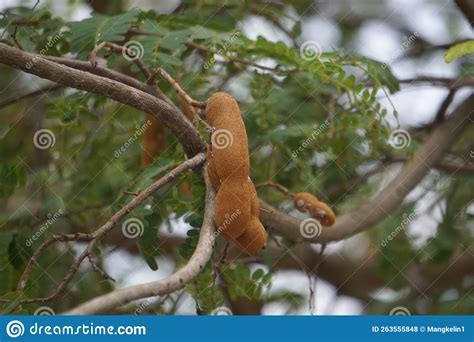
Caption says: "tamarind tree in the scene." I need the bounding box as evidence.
[0,0,473,315]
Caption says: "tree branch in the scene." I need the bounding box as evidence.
[0,43,207,158]
[258,242,474,301]
[260,94,474,244]
[64,171,216,315]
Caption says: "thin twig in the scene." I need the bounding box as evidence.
[88,254,116,282]
[434,88,457,123]
[17,233,93,292]
[0,84,65,110]
[149,68,212,131]
[256,181,294,198]
[89,41,151,79]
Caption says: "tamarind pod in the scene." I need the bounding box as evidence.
[293,192,317,212]
[308,201,336,226]
[235,180,267,255]
[207,151,221,190]
[142,113,167,167]
[293,192,336,227]
[234,220,266,255]
[215,177,251,239]
[205,92,249,179]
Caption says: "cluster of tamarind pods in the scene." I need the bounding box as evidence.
[204,92,336,255]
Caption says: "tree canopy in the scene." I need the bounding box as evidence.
[0,0,473,315]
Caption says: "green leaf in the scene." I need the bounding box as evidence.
[70,8,140,58]
[290,21,301,38]
[136,218,161,271]
[444,40,474,63]
[366,59,400,93]
[0,164,27,197]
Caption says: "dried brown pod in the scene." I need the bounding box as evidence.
[206,92,266,255]
[293,192,336,227]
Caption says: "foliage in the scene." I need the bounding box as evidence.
[444,40,474,63]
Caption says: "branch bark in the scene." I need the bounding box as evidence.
[260,94,474,244]
[65,172,216,315]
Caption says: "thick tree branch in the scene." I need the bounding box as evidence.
[0,43,207,158]
[260,94,474,244]
[45,56,165,100]
[260,242,474,301]
[65,173,216,315]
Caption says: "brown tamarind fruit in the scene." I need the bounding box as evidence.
[214,176,251,239]
[235,180,267,255]
[142,91,194,195]
[142,113,167,167]
[293,192,336,227]
[206,92,266,255]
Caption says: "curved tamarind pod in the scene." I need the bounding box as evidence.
[235,180,267,255]
[206,91,266,254]
[293,192,336,227]
[215,177,251,239]
[142,113,167,167]
[206,92,249,179]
